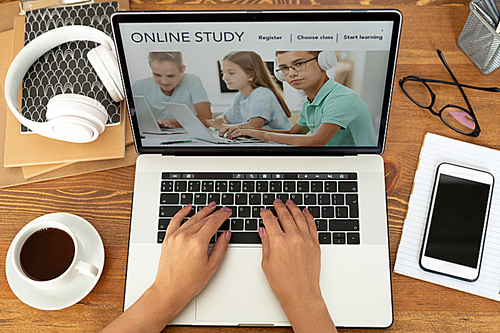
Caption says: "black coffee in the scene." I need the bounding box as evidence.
[20,228,75,281]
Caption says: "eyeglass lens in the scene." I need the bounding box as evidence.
[403,78,477,135]
[441,107,476,134]
[402,78,433,108]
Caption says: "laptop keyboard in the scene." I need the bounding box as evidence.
[157,173,360,245]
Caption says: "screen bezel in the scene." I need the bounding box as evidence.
[419,162,494,282]
[111,10,402,156]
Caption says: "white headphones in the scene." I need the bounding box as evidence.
[274,51,337,82]
[4,25,124,143]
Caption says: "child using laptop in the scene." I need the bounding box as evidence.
[226,50,377,146]
[101,200,337,333]
[207,51,293,135]
[132,52,212,128]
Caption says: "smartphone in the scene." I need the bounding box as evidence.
[419,162,494,282]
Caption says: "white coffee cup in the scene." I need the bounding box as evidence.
[10,219,99,290]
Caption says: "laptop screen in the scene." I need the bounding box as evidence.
[112,10,401,156]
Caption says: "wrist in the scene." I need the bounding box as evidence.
[146,283,190,320]
[279,293,336,333]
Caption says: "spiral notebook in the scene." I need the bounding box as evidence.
[394,132,500,301]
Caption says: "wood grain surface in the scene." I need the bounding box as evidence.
[2,0,500,331]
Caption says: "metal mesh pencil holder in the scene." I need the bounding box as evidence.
[457,0,500,74]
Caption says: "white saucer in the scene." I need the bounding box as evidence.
[6,213,105,310]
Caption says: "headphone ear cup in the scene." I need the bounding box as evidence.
[274,58,284,82]
[88,45,124,102]
[317,51,337,71]
[46,94,108,143]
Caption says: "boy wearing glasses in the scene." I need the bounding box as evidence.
[227,50,376,146]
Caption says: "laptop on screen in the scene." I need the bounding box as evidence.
[134,96,186,135]
[112,9,401,328]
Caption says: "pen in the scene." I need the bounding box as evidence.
[473,2,497,28]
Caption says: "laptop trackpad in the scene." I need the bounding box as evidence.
[196,247,288,324]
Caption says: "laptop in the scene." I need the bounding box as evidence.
[134,96,186,135]
[112,9,401,328]
[162,101,261,144]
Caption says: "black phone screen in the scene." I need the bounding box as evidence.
[424,174,491,268]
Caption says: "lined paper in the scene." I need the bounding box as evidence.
[394,133,500,301]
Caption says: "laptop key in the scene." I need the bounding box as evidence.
[277,193,288,202]
[297,181,309,192]
[252,206,264,218]
[338,181,358,192]
[194,193,207,205]
[222,193,234,205]
[238,206,251,218]
[270,181,282,192]
[318,232,332,244]
[256,181,268,192]
[249,193,261,205]
[322,207,335,218]
[245,219,258,231]
[202,181,214,192]
[289,193,303,205]
[346,194,359,218]
[208,193,221,205]
[332,194,345,205]
[226,206,237,217]
[188,181,201,192]
[158,231,166,243]
[243,181,255,192]
[283,181,295,192]
[347,233,360,244]
[160,193,179,204]
[235,193,248,205]
[311,181,323,192]
[336,206,349,218]
[329,219,359,231]
[218,219,230,231]
[159,219,170,230]
[231,219,244,231]
[161,180,174,192]
[315,219,327,231]
[304,194,316,205]
[180,193,193,205]
[175,181,187,192]
[229,181,241,192]
[160,205,182,218]
[215,181,227,192]
[318,194,331,205]
[308,206,320,218]
[263,194,275,205]
[222,232,261,244]
[333,233,346,244]
[325,181,337,192]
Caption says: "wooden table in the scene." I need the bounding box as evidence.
[2,0,500,331]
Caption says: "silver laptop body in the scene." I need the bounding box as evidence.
[162,102,260,144]
[112,9,401,328]
[134,96,186,135]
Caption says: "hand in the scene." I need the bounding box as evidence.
[150,203,232,311]
[259,199,337,333]
[219,125,244,138]
[100,203,232,333]
[157,119,180,128]
[227,128,265,140]
[206,117,227,130]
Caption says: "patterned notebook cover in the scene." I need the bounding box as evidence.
[21,1,121,133]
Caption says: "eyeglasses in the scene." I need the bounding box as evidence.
[275,57,318,76]
[399,49,500,137]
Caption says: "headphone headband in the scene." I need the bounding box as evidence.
[4,25,115,137]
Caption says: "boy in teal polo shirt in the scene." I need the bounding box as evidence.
[227,51,376,146]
